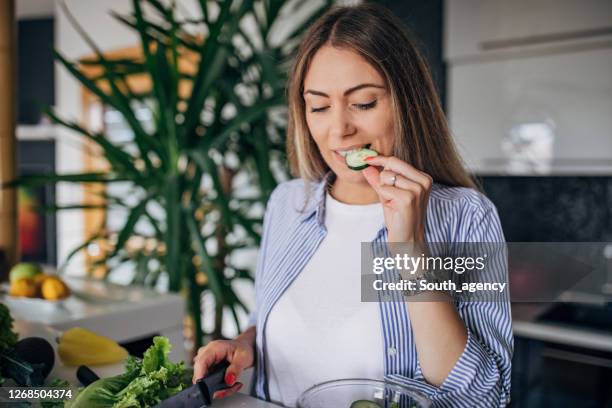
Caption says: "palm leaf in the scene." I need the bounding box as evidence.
[283,0,333,44]
[186,214,224,301]
[203,94,283,150]
[44,107,141,179]
[108,198,150,259]
[54,51,163,171]
[59,231,106,273]
[163,174,182,291]
[187,151,233,229]
[133,0,177,155]
[182,0,255,140]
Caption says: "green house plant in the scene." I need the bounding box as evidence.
[13,0,331,348]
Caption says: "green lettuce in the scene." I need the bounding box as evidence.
[0,302,18,385]
[69,337,189,408]
[0,303,28,387]
[41,379,72,408]
[68,364,140,408]
[0,303,18,352]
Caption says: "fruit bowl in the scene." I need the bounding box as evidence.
[4,269,72,305]
[3,292,70,310]
[297,378,432,408]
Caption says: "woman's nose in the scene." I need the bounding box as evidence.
[328,106,355,139]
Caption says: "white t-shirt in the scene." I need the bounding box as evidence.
[265,192,385,407]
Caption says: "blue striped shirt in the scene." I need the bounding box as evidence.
[248,175,513,407]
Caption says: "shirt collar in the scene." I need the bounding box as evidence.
[299,171,444,230]
[299,171,335,225]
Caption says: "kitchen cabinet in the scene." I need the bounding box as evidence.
[445,0,612,63]
[512,303,612,407]
[448,46,612,174]
[512,336,612,407]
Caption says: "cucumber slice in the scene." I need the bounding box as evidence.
[345,147,379,171]
[349,400,382,408]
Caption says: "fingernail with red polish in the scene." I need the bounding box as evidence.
[364,156,373,161]
[225,373,236,386]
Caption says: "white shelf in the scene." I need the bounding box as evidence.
[16,124,58,140]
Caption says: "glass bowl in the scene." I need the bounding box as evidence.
[296,378,432,408]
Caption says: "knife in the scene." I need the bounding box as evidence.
[77,360,231,408]
[153,360,231,408]
[76,365,101,386]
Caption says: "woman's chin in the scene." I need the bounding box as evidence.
[333,166,367,183]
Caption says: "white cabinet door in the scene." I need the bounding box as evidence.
[448,47,612,174]
[445,0,612,62]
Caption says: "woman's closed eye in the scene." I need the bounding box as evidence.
[354,99,377,110]
[310,105,329,113]
[309,99,378,113]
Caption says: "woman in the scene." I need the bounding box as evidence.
[193,4,512,407]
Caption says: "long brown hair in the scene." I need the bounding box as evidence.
[286,3,476,189]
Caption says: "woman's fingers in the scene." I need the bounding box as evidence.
[363,167,409,202]
[363,155,432,243]
[213,382,244,399]
[363,163,430,209]
[193,341,231,382]
[379,169,427,196]
[193,338,255,390]
[379,169,410,190]
[362,167,395,202]
[365,156,432,189]
[363,166,393,201]
[224,344,253,386]
[362,165,381,190]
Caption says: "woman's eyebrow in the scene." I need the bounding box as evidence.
[303,83,385,98]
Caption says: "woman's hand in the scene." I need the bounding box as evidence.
[192,329,255,399]
[361,155,433,243]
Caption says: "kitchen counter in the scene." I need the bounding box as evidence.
[3,277,184,361]
[512,302,612,352]
[214,393,281,407]
[4,277,281,406]
[12,319,280,407]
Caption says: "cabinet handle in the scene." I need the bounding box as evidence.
[541,347,612,369]
[480,26,612,50]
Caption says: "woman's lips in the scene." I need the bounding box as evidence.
[333,144,370,157]
[331,144,377,166]
[333,150,347,165]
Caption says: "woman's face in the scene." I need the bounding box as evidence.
[303,45,395,183]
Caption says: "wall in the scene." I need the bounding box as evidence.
[480,176,612,242]
[16,0,54,19]
[55,0,136,275]
[445,0,612,174]
[374,0,446,110]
